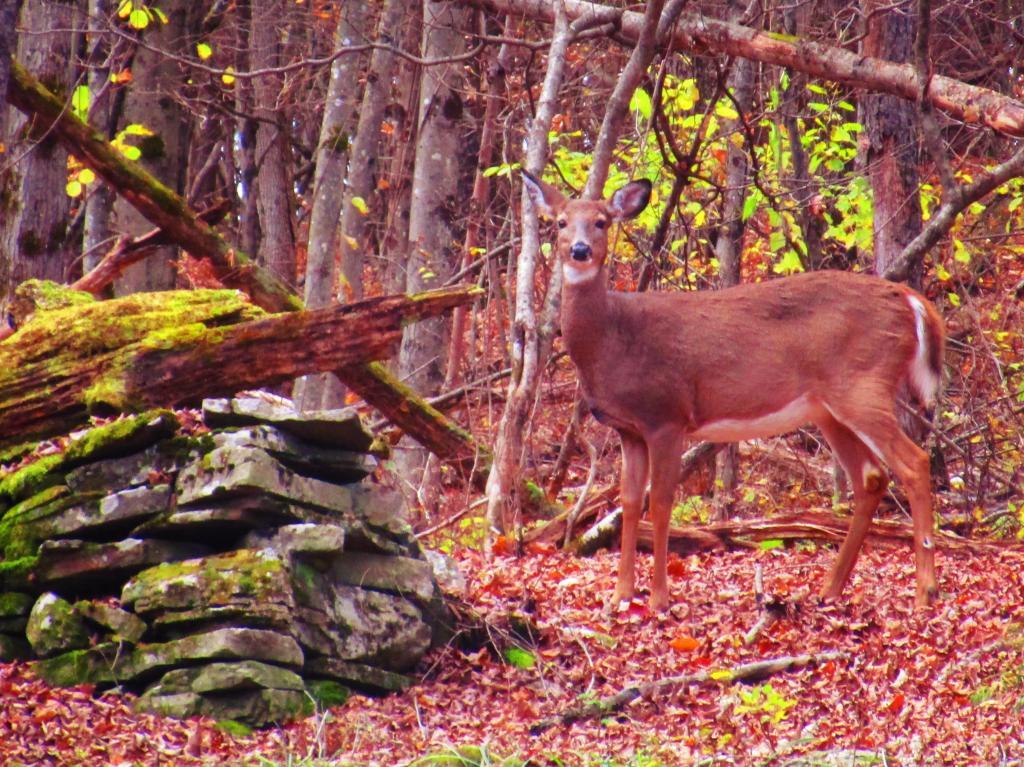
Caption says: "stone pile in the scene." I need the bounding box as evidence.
[0,395,453,726]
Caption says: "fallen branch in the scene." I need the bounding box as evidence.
[638,510,1006,556]
[71,201,231,296]
[530,651,846,734]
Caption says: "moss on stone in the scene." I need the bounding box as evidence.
[0,555,39,590]
[0,591,33,617]
[64,410,180,467]
[306,679,350,709]
[0,454,66,506]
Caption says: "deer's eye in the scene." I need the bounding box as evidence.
[595,219,607,230]
[557,219,567,229]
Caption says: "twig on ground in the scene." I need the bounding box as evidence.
[530,651,846,734]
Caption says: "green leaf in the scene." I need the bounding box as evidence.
[128,8,149,29]
[630,87,653,120]
[741,192,759,222]
[122,123,154,137]
[351,196,369,215]
[503,646,536,669]
[196,42,213,60]
[71,85,91,121]
[948,292,961,307]
[773,249,804,274]
[121,145,142,161]
[759,539,785,551]
[715,102,739,120]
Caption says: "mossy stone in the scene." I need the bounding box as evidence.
[26,592,90,658]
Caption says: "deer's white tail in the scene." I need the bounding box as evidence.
[906,293,943,409]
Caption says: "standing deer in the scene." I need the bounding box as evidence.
[522,170,945,611]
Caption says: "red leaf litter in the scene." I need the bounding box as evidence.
[3,544,1024,766]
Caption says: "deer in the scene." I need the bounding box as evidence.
[521,169,945,612]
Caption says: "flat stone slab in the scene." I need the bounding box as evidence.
[203,396,374,452]
[331,552,438,603]
[33,538,210,593]
[149,660,305,695]
[1,485,171,559]
[34,627,305,687]
[242,523,345,561]
[121,548,292,618]
[75,600,147,644]
[176,446,354,514]
[133,495,322,541]
[212,425,375,483]
[64,410,181,467]
[135,687,308,727]
[305,657,412,693]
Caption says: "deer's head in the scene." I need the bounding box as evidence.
[522,171,652,285]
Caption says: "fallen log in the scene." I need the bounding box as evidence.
[531,651,846,734]
[0,283,479,448]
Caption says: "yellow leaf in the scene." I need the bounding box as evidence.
[351,196,369,215]
[196,42,213,60]
[344,235,359,250]
[78,168,96,184]
[221,66,236,86]
[66,180,83,198]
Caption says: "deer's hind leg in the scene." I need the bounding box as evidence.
[824,400,938,606]
[817,414,889,600]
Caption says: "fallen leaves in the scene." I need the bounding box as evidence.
[3,544,1024,765]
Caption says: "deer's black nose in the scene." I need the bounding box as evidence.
[570,242,591,262]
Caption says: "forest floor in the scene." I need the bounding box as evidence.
[4,539,1024,766]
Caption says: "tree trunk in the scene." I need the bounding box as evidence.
[250,0,297,287]
[862,0,923,288]
[0,283,478,449]
[395,0,470,492]
[82,0,117,278]
[713,12,756,520]
[295,2,372,411]
[113,0,195,295]
[0,0,74,315]
[339,0,410,303]
[780,3,824,271]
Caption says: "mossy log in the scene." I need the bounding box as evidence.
[5,60,487,471]
[0,284,479,449]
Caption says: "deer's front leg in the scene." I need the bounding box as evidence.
[646,428,685,612]
[614,434,648,609]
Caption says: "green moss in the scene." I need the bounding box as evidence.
[33,645,118,687]
[0,454,66,506]
[215,719,253,738]
[306,679,350,709]
[12,279,95,314]
[0,442,37,467]
[64,410,180,466]
[3,484,69,520]
[83,372,136,414]
[140,322,226,351]
[0,592,33,617]
[0,555,40,590]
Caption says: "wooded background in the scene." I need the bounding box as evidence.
[1,0,1022,541]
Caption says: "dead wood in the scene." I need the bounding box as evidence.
[0,285,478,448]
[530,651,846,734]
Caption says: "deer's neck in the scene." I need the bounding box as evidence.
[560,266,610,375]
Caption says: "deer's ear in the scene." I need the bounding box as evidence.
[522,170,565,218]
[608,179,652,220]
